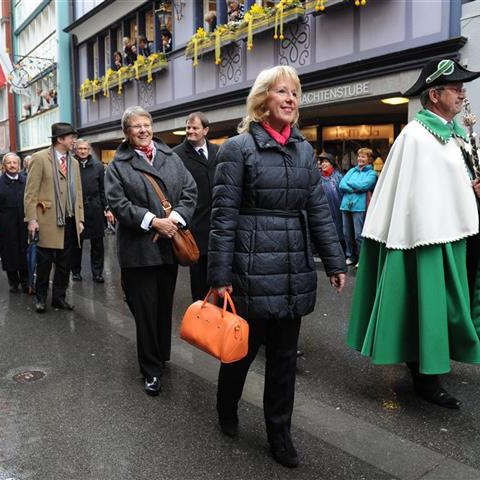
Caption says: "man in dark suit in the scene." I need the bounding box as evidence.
[71,139,111,283]
[173,112,218,300]
[0,153,29,293]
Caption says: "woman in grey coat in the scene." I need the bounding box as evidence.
[105,106,197,396]
[208,66,346,468]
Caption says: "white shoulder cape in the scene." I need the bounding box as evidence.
[362,120,478,249]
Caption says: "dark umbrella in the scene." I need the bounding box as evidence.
[27,232,38,294]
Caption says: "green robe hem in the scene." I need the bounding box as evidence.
[347,238,480,374]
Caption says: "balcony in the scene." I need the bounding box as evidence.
[18,107,58,152]
[79,53,168,101]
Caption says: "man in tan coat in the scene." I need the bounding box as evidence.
[24,122,84,312]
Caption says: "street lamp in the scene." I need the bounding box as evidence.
[155,1,185,27]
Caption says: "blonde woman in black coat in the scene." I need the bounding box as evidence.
[208,66,346,468]
[105,106,197,396]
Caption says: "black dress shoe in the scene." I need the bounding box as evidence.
[35,299,46,313]
[144,377,161,396]
[72,273,82,281]
[416,387,462,409]
[52,299,74,310]
[270,438,299,468]
[296,350,304,358]
[9,285,19,293]
[219,419,239,438]
[93,275,104,283]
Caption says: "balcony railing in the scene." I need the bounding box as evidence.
[18,107,58,152]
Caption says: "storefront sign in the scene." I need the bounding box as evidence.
[302,82,371,106]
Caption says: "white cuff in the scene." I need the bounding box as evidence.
[141,211,156,231]
[169,210,186,227]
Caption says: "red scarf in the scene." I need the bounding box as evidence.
[321,165,334,177]
[135,142,155,161]
[262,122,291,146]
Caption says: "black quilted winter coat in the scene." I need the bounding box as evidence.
[208,123,346,321]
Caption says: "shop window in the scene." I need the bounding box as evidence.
[322,124,393,173]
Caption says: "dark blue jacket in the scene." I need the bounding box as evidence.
[208,123,345,321]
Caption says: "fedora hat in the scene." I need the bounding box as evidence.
[50,122,78,138]
[403,58,480,97]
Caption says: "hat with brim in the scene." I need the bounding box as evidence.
[50,122,78,138]
[318,152,337,167]
[403,58,480,97]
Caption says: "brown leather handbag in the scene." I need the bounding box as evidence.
[142,172,200,266]
[180,290,249,363]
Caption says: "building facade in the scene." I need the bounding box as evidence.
[68,0,480,168]
[11,0,73,155]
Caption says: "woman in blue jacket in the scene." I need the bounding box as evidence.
[339,148,377,266]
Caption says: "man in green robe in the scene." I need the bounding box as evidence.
[347,58,480,409]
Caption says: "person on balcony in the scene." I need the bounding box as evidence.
[112,51,123,71]
[137,35,151,57]
[227,1,244,22]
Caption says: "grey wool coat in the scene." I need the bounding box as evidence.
[208,123,346,321]
[105,139,197,268]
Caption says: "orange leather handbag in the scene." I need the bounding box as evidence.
[180,290,249,363]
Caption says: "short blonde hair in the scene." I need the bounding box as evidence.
[238,65,302,134]
[357,147,373,162]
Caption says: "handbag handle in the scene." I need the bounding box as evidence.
[202,289,237,316]
[142,172,172,215]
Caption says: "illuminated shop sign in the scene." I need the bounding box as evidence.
[302,82,371,105]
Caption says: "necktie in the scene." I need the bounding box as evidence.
[198,148,207,161]
[60,155,67,176]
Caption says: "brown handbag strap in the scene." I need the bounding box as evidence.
[142,172,172,215]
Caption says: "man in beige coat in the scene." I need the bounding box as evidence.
[24,122,84,312]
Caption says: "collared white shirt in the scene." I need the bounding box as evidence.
[5,173,19,180]
[137,145,186,230]
[54,149,69,166]
[193,142,208,160]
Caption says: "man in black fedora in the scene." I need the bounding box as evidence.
[347,58,480,410]
[24,122,84,312]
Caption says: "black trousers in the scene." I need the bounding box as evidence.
[122,264,178,379]
[217,315,301,444]
[36,217,77,303]
[71,236,104,277]
[6,270,28,288]
[189,254,209,301]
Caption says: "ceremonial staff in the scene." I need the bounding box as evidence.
[463,98,480,179]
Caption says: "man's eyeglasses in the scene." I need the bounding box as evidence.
[127,124,152,130]
[435,86,466,94]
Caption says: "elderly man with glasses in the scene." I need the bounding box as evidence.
[347,58,480,410]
